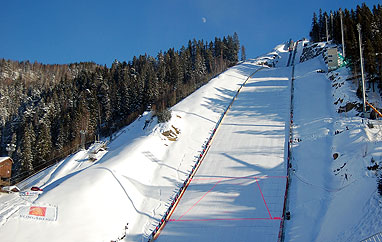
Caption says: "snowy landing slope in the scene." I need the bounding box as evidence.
[0,45,289,242]
[157,65,291,241]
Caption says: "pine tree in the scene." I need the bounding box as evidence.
[310,12,320,42]
[98,81,111,130]
[232,32,240,63]
[332,11,342,44]
[318,9,326,41]
[233,32,240,51]
[19,122,35,176]
[204,42,214,73]
[194,44,207,81]
[35,122,53,169]
[180,45,193,85]
[364,38,377,90]
[54,122,65,152]
[241,45,246,61]
[344,10,358,64]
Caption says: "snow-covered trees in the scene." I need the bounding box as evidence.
[309,12,320,42]
[19,122,35,176]
[0,34,241,182]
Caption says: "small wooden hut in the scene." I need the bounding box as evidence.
[0,157,13,186]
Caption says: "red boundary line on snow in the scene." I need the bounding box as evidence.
[191,175,287,181]
[176,178,223,221]
[171,217,281,222]
[255,177,273,219]
[171,176,286,223]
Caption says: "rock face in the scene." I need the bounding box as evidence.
[299,42,326,63]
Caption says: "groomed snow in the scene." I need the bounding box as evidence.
[157,63,291,242]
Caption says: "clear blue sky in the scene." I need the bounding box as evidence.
[0,0,379,66]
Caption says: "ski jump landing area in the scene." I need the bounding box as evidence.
[157,67,291,241]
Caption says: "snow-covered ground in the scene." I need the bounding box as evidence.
[1,41,382,242]
[157,61,291,242]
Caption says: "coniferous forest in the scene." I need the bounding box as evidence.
[309,4,382,88]
[0,34,240,183]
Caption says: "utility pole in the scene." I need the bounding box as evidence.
[357,23,367,117]
[330,12,334,39]
[339,8,345,58]
[325,15,329,42]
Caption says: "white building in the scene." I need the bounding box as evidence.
[327,47,339,70]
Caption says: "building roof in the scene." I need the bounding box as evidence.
[0,157,12,164]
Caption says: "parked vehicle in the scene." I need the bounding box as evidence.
[31,186,43,192]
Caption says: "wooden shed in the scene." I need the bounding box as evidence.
[0,157,13,186]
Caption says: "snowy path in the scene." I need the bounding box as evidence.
[157,66,291,241]
[285,54,335,241]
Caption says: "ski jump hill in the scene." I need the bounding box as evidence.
[155,49,294,241]
[2,40,382,242]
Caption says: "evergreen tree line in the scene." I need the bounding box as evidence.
[0,33,240,183]
[309,4,382,88]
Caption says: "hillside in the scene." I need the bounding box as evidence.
[0,46,272,241]
[0,34,240,184]
[1,41,382,242]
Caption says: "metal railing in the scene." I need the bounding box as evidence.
[361,231,382,242]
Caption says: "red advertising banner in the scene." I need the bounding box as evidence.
[29,207,47,217]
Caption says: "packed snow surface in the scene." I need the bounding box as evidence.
[157,62,291,242]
